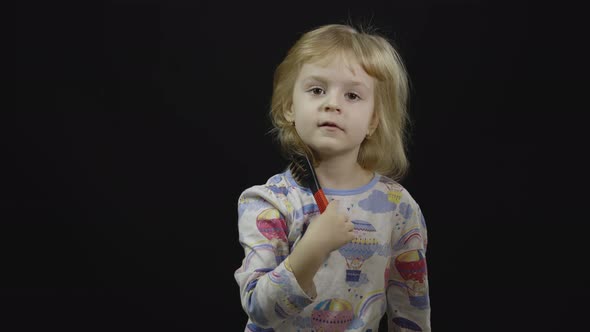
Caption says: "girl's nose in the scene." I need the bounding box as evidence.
[323,93,341,112]
[324,104,341,112]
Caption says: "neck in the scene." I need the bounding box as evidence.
[314,153,374,190]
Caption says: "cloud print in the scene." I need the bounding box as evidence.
[399,202,414,220]
[268,185,289,196]
[358,190,397,213]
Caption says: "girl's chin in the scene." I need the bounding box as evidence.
[308,144,357,158]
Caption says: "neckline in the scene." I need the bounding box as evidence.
[285,168,380,196]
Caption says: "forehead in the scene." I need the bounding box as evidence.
[297,53,374,88]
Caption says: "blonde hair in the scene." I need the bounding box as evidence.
[269,24,413,181]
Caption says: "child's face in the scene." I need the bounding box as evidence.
[287,53,378,160]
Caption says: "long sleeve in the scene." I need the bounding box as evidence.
[386,202,431,332]
[234,185,315,329]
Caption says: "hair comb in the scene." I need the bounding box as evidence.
[289,152,329,213]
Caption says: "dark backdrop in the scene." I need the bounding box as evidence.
[8,1,586,331]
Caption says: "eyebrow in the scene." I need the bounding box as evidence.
[303,76,370,90]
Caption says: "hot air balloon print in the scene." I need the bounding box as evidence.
[338,220,379,282]
[256,208,288,264]
[311,298,354,332]
[394,250,428,309]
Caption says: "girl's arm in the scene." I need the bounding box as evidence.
[386,203,432,332]
[234,186,315,329]
[286,200,353,297]
[234,188,353,329]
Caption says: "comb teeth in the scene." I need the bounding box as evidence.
[288,154,308,186]
[289,153,321,193]
[289,152,329,214]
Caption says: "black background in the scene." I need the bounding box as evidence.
[8,0,587,331]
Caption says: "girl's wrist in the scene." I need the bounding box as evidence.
[299,233,331,259]
[284,254,318,300]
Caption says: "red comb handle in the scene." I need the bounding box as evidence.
[313,189,329,213]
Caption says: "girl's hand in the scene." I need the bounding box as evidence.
[302,200,355,255]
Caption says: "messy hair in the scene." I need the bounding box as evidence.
[269,24,413,181]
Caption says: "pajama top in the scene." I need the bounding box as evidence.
[234,169,431,331]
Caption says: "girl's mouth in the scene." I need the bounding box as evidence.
[319,121,343,130]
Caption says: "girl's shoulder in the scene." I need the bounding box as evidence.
[373,173,420,207]
[375,173,404,190]
[239,170,310,202]
[237,170,313,219]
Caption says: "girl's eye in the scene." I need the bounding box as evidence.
[346,92,361,101]
[309,87,324,95]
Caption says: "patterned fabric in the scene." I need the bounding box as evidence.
[235,169,431,332]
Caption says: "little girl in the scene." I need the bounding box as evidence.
[234,24,431,332]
